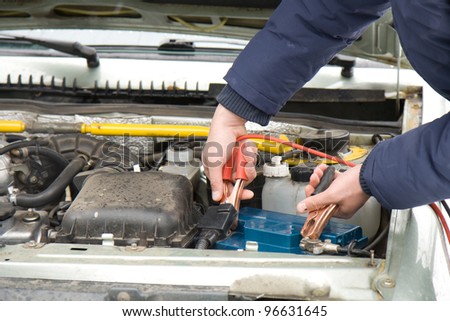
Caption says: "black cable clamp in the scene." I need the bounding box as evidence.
[195,203,238,249]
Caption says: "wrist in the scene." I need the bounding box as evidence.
[211,105,248,140]
[217,85,271,126]
[214,104,247,127]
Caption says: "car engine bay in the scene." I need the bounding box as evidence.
[0,81,449,301]
[0,0,448,302]
[0,111,389,259]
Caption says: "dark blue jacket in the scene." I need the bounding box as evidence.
[217,0,450,209]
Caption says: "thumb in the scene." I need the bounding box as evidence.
[297,191,333,213]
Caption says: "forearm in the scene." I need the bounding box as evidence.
[361,112,450,209]
[220,0,390,125]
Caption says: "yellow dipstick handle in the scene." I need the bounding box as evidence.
[81,123,210,137]
[0,120,26,133]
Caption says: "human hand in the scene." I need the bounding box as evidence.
[202,104,257,202]
[297,164,370,219]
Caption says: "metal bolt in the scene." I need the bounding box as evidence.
[29,176,38,184]
[368,250,376,267]
[380,278,396,288]
[27,240,37,247]
[23,209,40,223]
[131,243,138,249]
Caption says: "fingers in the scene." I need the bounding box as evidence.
[297,190,333,213]
[304,184,315,198]
[208,166,225,202]
[297,164,370,219]
[300,164,339,213]
[202,104,249,202]
[239,140,258,185]
[241,189,255,200]
[305,164,339,197]
[222,182,254,201]
[202,140,225,201]
[305,164,327,195]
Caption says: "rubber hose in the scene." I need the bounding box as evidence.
[15,156,86,208]
[5,134,27,143]
[0,140,49,156]
[24,146,69,169]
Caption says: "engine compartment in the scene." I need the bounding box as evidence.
[2,102,449,301]
[0,113,388,259]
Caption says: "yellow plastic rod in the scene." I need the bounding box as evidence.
[0,120,294,155]
[0,120,26,133]
[81,123,210,137]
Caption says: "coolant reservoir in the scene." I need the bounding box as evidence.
[262,157,310,214]
[262,158,381,241]
[331,197,381,242]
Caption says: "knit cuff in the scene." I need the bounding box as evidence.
[359,159,372,196]
[217,85,271,126]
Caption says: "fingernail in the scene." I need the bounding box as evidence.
[212,191,221,201]
[297,202,307,213]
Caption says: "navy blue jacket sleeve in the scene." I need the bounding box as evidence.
[218,0,450,209]
[390,0,450,102]
[218,0,390,125]
[361,112,450,209]
[359,0,450,209]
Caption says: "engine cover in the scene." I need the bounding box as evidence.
[56,171,199,247]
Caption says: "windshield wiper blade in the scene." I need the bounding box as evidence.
[0,34,100,68]
[158,39,195,52]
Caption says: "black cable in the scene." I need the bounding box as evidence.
[349,248,371,257]
[151,149,168,171]
[0,139,48,156]
[441,200,450,218]
[371,134,384,144]
[338,240,371,257]
[48,201,71,227]
[48,201,71,219]
[280,150,303,161]
[363,208,391,252]
[363,224,389,251]
[371,132,397,144]
[5,134,27,143]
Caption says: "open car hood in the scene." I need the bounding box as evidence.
[1,0,448,304]
[0,0,409,67]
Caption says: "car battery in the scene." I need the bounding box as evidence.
[215,207,368,254]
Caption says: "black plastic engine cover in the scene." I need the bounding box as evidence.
[56,171,198,247]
